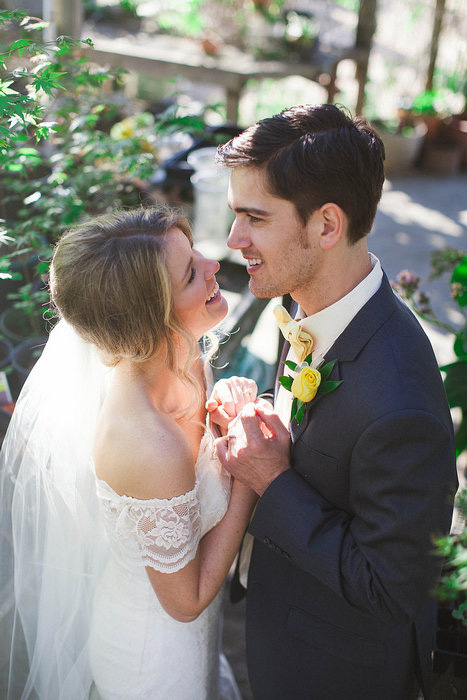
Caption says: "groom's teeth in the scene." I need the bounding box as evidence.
[206,282,219,302]
[249,259,263,266]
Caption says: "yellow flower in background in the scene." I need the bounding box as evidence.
[273,304,314,363]
[291,367,321,402]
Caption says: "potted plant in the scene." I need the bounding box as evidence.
[371,117,427,174]
[407,89,465,174]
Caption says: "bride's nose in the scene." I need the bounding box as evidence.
[204,258,220,279]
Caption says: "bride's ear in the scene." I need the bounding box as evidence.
[317,203,346,251]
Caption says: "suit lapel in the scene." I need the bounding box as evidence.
[274,338,291,403]
[284,273,397,442]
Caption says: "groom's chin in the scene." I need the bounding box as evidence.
[248,279,276,299]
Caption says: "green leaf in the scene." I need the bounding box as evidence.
[455,411,467,457]
[8,39,32,56]
[453,331,467,360]
[291,396,298,419]
[441,360,467,409]
[278,375,293,391]
[296,400,306,424]
[318,379,344,395]
[304,353,313,364]
[284,359,297,371]
[4,162,23,172]
[319,358,337,381]
[451,255,467,307]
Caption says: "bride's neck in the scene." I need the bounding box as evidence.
[116,343,203,417]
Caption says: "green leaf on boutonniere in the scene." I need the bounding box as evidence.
[304,353,313,365]
[318,379,344,395]
[295,400,306,424]
[279,375,293,391]
[319,358,337,381]
[291,396,298,417]
[284,359,298,371]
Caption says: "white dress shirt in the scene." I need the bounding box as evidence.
[275,253,383,427]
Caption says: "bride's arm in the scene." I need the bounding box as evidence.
[146,479,256,622]
[97,413,257,623]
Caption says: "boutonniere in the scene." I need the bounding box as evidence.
[274,304,343,425]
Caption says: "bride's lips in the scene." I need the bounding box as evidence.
[206,280,221,305]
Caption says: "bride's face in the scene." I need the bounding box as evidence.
[164,227,228,339]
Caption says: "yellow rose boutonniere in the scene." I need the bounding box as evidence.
[274,305,343,424]
[291,366,321,402]
[279,356,343,424]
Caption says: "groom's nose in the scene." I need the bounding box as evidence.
[227,217,249,250]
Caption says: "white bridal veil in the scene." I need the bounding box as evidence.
[0,320,111,699]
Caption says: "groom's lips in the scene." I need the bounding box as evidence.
[245,257,264,274]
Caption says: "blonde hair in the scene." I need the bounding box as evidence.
[50,206,203,413]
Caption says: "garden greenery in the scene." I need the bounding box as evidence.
[393,248,467,623]
[0,10,210,338]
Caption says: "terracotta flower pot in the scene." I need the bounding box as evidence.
[373,122,427,174]
[421,142,462,175]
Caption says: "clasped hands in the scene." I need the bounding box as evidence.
[206,377,290,496]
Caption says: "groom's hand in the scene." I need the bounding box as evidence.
[216,403,291,496]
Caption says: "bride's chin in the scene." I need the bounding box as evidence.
[213,297,229,325]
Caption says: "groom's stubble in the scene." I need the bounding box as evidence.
[247,222,320,304]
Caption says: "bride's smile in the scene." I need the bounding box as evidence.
[165,227,228,340]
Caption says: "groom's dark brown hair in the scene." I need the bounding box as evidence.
[216,103,385,245]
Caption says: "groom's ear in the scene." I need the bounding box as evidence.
[316,203,346,251]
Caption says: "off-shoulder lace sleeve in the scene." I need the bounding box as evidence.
[112,488,202,574]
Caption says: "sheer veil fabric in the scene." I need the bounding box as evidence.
[0,320,112,699]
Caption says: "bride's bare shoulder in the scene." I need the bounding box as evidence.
[94,402,195,501]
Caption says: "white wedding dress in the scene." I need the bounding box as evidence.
[88,429,241,700]
[0,321,242,700]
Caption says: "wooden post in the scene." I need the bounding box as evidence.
[355,0,378,115]
[226,87,241,124]
[426,0,446,91]
[43,0,82,41]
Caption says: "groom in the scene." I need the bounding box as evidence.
[212,104,457,699]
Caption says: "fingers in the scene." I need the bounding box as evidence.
[215,435,229,467]
[236,403,268,444]
[208,406,233,430]
[205,396,219,411]
[254,404,287,437]
[206,377,258,422]
[215,434,237,472]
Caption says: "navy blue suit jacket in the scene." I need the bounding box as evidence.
[245,274,457,700]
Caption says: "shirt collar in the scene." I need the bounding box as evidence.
[298,253,383,364]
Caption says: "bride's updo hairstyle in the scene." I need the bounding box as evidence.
[50,206,194,371]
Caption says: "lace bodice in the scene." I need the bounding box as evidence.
[95,430,231,575]
[90,428,240,700]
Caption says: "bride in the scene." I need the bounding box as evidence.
[0,206,259,699]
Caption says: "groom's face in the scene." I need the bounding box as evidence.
[227,167,323,302]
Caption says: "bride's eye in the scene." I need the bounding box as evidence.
[187,267,195,284]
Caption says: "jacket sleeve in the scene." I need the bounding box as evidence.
[248,409,456,624]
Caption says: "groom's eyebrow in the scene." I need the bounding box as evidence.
[232,206,269,216]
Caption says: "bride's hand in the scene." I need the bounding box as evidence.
[206,376,257,431]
